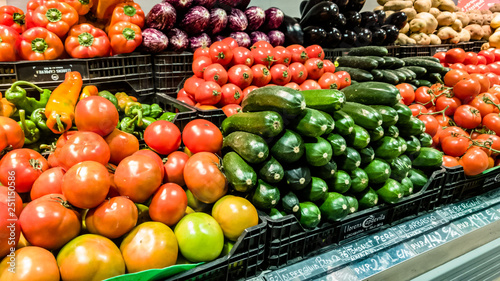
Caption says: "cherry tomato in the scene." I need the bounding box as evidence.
[193,46,210,61]
[284,82,301,90]
[289,62,308,84]
[203,63,228,86]
[231,46,254,67]
[396,83,415,105]
[477,55,487,65]
[273,46,292,65]
[445,48,465,64]
[486,72,500,87]
[335,71,351,89]
[164,151,189,186]
[286,44,308,63]
[466,64,481,74]
[468,93,499,117]
[482,113,500,135]
[30,167,65,201]
[459,147,489,176]
[195,81,222,105]
[270,64,291,86]
[434,52,446,62]
[441,135,471,157]
[0,116,24,149]
[149,183,187,226]
[0,247,60,280]
[86,196,138,239]
[442,155,460,167]
[184,76,205,97]
[0,149,49,193]
[251,64,272,87]
[305,44,325,59]
[479,50,495,64]
[300,80,321,90]
[318,72,340,89]
[409,104,428,116]
[209,41,233,66]
[251,40,272,49]
[228,64,253,89]
[323,59,336,73]
[184,152,227,203]
[221,37,238,49]
[182,119,223,154]
[444,69,469,87]
[192,56,212,78]
[454,105,482,129]
[242,86,258,99]
[144,120,181,155]
[304,58,324,80]
[449,63,467,70]
[435,96,461,116]
[219,83,243,106]
[251,47,274,68]
[222,104,242,117]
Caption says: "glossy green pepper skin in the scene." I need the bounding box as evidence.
[141,104,151,116]
[159,112,176,122]
[120,116,137,134]
[30,108,51,134]
[18,109,40,145]
[98,91,120,111]
[150,104,163,118]
[5,81,51,114]
[137,117,156,130]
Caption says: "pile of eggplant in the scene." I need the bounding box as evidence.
[296,0,400,48]
[142,0,288,53]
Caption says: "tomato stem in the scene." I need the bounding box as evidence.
[483,96,500,112]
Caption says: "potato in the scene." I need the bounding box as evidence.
[438,0,455,12]
[429,8,440,18]
[429,34,442,44]
[414,0,432,13]
[415,12,439,33]
[437,12,456,26]
[481,10,492,15]
[437,26,458,41]
[468,13,483,25]
[456,12,469,26]
[492,14,500,29]
[483,14,493,26]
[395,33,417,45]
[410,32,432,45]
[468,10,481,14]
[465,24,485,40]
[451,19,462,32]
[409,18,426,33]
[401,23,410,33]
[377,0,391,5]
[401,8,417,20]
[491,3,500,13]
[431,0,441,8]
[482,42,491,50]
[384,1,413,11]
[458,29,470,42]
[482,25,493,41]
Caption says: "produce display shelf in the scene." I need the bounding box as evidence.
[153,52,194,97]
[471,40,488,52]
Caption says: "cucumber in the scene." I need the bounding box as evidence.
[376,179,404,204]
[400,58,444,74]
[399,155,412,169]
[242,86,306,117]
[399,116,425,137]
[417,80,432,87]
[364,158,391,184]
[370,105,399,128]
[252,180,280,210]
[367,126,385,142]
[328,170,351,193]
[408,168,428,191]
[335,67,374,82]
[337,56,379,70]
[221,111,284,138]
[389,156,411,181]
[299,202,322,229]
[345,125,371,150]
[371,69,384,80]
[340,102,383,130]
[379,70,399,84]
[357,187,379,209]
[319,192,350,222]
[319,111,335,135]
[284,165,311,191]
[299,177,329,202]
[337,147,362,172]
[393,103,412,124]
[223,131,269,164]
[281,191,300,215]
[386,126,399,138]
[408,80,420,88]
[270,130,305,164]
[341,82,402,106]
[400,177,414,196]
[223,152,257,192]
[405,135,422,155]
[291,108,330,137]
[304,137,333,167]
[350,168,369,193]
[366,56,386,66]
[374,136,402,160]
[419,133,433,147]
[269,208,285,220]
[397,68,416,80]
[381,56,396,68]
[326,133,347,156]
[333,111,354,135]
[312,159,337,180]
[302,89,346,113]
[359,146,375,166]
[347,46,389,57]
[345,194,359,214]
[397,137,408,154]
[388,69,407,83]
[404,66,427,78]
[257,156,284,184]
[417,56,441,63]
[412,147,443,169]
[392,57,405,69]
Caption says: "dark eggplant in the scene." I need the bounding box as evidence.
[279,15,304,46]
[354,27,372,46]
[193,0,216,9]
[163,0,193,10]
[301,2,339,29]
[303,26,327,45]
[181,6,210,34]
[245,6,266,31]
[208,8,228,35]
[217,0,237,8]
[236,0,251,10]
[384,12,407,30]
[334,13,347,30]
[268,30,285,47]
[345,11,361,28]
[360,12,378,29]
[332,0,349,10]
[229,32,251,48]
[371,28,387,46]
[167,28,190,52]
[141,28,169,53]
[300,0,308,16]
[382,24,399,45]
[212,34,225,42]
[323,26,342,48]
[340,30,356,47]
[302,0,323,18]
[145,3,177,31]
[250,31,270,45]
[264,8,284,30]
[346,0,366,12]
[189,33,211,51]
[374,10,386,25]
[228,8,248,31]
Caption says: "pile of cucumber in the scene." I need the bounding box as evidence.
[220,84,443,230]
[336,46,449,88]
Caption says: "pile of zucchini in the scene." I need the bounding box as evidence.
[336,46,449,88]
[220,84,443,230]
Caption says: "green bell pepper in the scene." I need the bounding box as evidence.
[138,117,156,130]
[98,91,120,111]
[158,112,176,122]
[150,104,163,118]
[120,116,138,134]
[18,109,40,145]
[5,81,51,114]
[30,108,51,135]
[141,104,151,116]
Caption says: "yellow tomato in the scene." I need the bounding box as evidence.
[212,195,259,241]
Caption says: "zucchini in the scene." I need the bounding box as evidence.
[399,155,412,169]
[333,111,354,135]
[374,136,402,160]
[299,177,329,202]
[376,179,404,204]
[302,89,346,113]
[299,202,322,229]
[404,66,427,78]
[350,168,369,193]
[419,133,433,147]
[389,156,410,181]
[270,130,305,164]
[340,102,383,130]
[345,125,371,150]
[223,152,257,193]
[326,133,347,156]
[400,58,444,74]
[281,191,300,215]
[319,192,350,222]
[381,56,396,68]
[304,137,333,167]
[408,168,428,191]
[284,165,311,191]
[408,79,420,88]
[357,187,379,209]
[252,180,280,210]
[393,103,412,124]
[400,177,414,196]
[335,67,374,82]
[405,135,422,155]
[388,69,407,83]
[345,194,359,214]
[223,131,269,164]
[379,70,399,85]
[359,146,375,166]
[312,159,337,180]
[290,108,330,137]
[399,116,425,137]
[370,105,399,128]
[336,56,379,70]
[347,46,389,57]
[371,69,384,80]
[367,126,385,142]
[257,156,284,184]
[242,86,306,117]
[386,126,399,138]
[319,111,335,135]
[221,111,284,137]
[412,147,443,169]
[397,137,408,154]
[341,82,402,106]
[328,170,351,193]
[364,158,391,184]
[269,208,285,220]
[337,147,362,172]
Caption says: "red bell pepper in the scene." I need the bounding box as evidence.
[109,2,145,29]
[64,0,94,16]
[65,23,110,58]
[108,21,142,55]
[0,5,26,34]
[30,0,79,38]
[26,0,45,29]
[0,25,20,62]
[91,0,126,19]
[18,27,64,61]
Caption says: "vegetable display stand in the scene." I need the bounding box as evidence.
[323,48,348,60]
[153,93,197,131]
[262,168,446,269]
[428,42,474,56]
[153,52,193,96]
[398,45,431,57]
[386,45,400,57]
[471,41,488,52]
[440,165,500,206]
[0,53,154,96]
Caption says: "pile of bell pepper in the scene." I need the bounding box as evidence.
[0,0,144,61]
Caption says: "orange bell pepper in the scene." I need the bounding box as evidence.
[64,0,94,16]
[78,11,108,30]
[0,25,19,62]
[0,98,16,117]
[79,85,99,100]
[30,0,79,38]
[26,0,45,29]
[18,27,64,61]
[45,71,83,134]
[65,23,110,58]
[109,2,145,29]
[0,5,26,34]
[92,0,126,19]
[108,21,142,55]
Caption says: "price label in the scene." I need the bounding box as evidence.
[452,207,500,234]
[480,187,500,205]
[264,255,339,281]
[319,267,360,281]
[393,213,448,239]
[339,209,390,240]
[17,61,88,83]
[435,47,449,53]
[337,228,401,262]
[437,197,488,220]
[405,224,463,254]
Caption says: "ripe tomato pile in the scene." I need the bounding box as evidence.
[179,38,352,116]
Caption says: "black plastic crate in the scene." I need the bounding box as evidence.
[0,53,154,96]
[440,165,500,206]
[472,40,487,52]
[153,52,193,97]
[399,45,432,57]
[155,74,189,97]
[324,48,348,60]
[262,168,446,268]
[429,44,452,55]
[386,45,400,57]
[153,93,197,131]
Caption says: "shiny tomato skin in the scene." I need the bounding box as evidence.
[335,71,351,89]
[164,151,189,186]
[286,44,308,64]
[144,120,181,155]
[409,104,428,116]
[453,78,481,101]
[86,196,138,239]
[454,105,482,129]
[182,119,223,154]
[318,72,340,89]
[222,104,242,117]
[195,81,222,105]
[459,147,489,176]
[434,52,446,62]
[469,73,490,93]
[149,183,187,226]
[273,46,292,65]
[221,37,238,49]
[104,128,140,165]
[57,131,110,172]
[251,47,274,68]
[300,79,321,90]
[75,96,119,136]
[30,167,65,201]
[396,83,415,105]
[477,64,490,74]
[251,40,272,49]
[435,114,450,127]
[219,83,243,106]
[305,44,324,59]
[203,64,228,86]
[134,149,165,180]
[478,50,495,64]
[231,46,254,67]
[270,64,291,85]
[418,114,439,136]
[444,69,469,87]
[435,96,461,116]
[228,64,253,89]
[323,59,335,73]
[209,41,233,66]
[184,152,227,203]
[442,155,460,167]
[438,126,470,144]
[284,82,301,90]
[251,64,272,87]
[449,63,466,70]
[192,56,212,78]
[482,113,500,135]
[0,186,22,218]
[445,48,465,64]
[468,93,499,118]
[441,135,470,157]
[486,72,500,86]
[414,86,433,107]
[0,246,60,280]
[477,55,487,65]
[212,195,258,241]
[177,96,196,106]
[304,58,324,80]
[0,116,24,149]
[0,203,19,257]
[288,62,308,84]
[242,86,258,99]
[184,76,205,97]
[463,52,478,65]
[0,149,49,193]
[193,46,210,61]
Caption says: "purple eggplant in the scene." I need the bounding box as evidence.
[279,15,304,46]
[141,28,169,53]
[245,6,265,31]
[303,26,327,45]
[236,0,251,10]
[228,8,248,31]
[145,3,177,31]
[323,27,342,48]
[250,31,270,45]
[193,0,216,9]
[218,0,237,8]
[354,27,372,46]
[230,32,251,48]
[163,0,193,10]
[212,34,226,42]
[167,28,190,52]
[209,8,227,35]
[181,6,210,35]
[264,8,284,30]
[268,30,285,47]
[340,30,357,47]
[301,2,339,29]
[189,33,212,51]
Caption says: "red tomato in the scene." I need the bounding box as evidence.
[415,86,433,107]
[219,83,243,106]
[184,76,205,97]
[463,52,478,65]
[445,48,465,64]
[0,203,19,257]
[442,155,460,167]
[475,134,500,156]
[459,147,489,176]
[242,86,258,99]
[195,81,222,105]
[486,72,500,86]
[228,64,253,89]
[270,64,291,85]
[251,64,272,87]
[453,78,481,101]
[251,47,274,68]
[449,63,467,70]
[177,88,191,99]
[221,37,238,49]
[305,44,324,59]
[56,131,110,172]
[488,63,500,75]
[222,104,242,117]
[0,185,22,218]
[251,40,272,49]
[164,151,189,186]
[477,55,487,65]
[182,119,223,154]
[468,93,499,117]
[231,46,254,67]
[184,152,227,203]
[304,58,325,80]
[454,105,482,129]
[104,128,139,165]
[466,64,481,74]
[209,41,233,66]
[436,114,450,126]
[192,56,212,78]
[335,71,351,89]
[418,115,439,136]
[144,120,181,155]
[203,63,228,86]
[284,82,301,90]
[1,246,60,280]
[438,126,470,144]
[435,96,461,116]
[75,96,118,136]
[396,83,415,105]
[195,104,218,110]
[441,135,470,157]
[479,50,495,64]
[86,196,138,239]
[0,149,49,193]
[286,44,308,63]
[289,62,308,84]
[482,113,500,135]
[0,116,24,149]
[477,64,490,74]
[444,69,469,87]
[177,96,196,106]
[300,80,321,90]
[19,194,81,250]
[409,104,428,116]
[434,52,446,62]
[193,46,210,61]
[30,167,65,201]
[493,49,500,62]
[318,72,340,89]
[149,183,187,226]
[134,149,165,180]
[273,46,292,65]
[469,73,490,93]
[323,59,335,73]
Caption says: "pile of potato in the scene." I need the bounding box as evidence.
[488,9,500,49]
